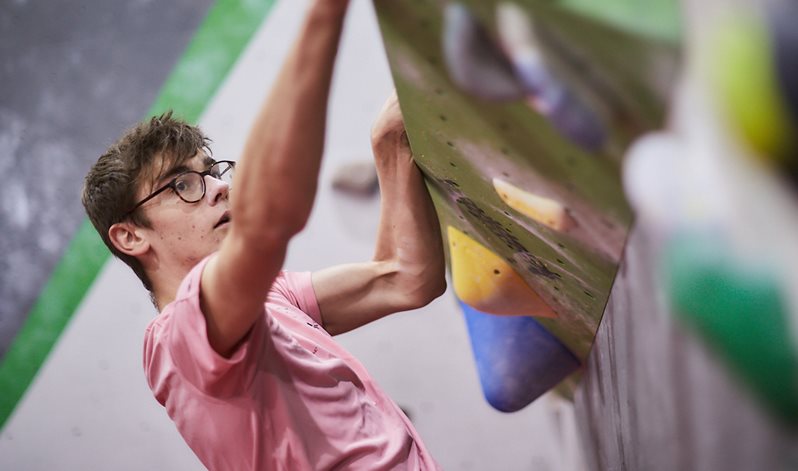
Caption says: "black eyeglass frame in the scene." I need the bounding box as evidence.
[122,160,236,219]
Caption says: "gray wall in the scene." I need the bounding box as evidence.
[0,0,214,356]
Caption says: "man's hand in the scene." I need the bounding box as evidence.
[371,92,410,150]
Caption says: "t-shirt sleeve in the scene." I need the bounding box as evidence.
[269,271,323,326]
[157,255,264,397]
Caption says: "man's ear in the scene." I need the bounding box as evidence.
[108,222,150,257]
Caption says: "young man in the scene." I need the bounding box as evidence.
[81,1,446,469]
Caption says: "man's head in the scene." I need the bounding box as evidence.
[82,112,220,292]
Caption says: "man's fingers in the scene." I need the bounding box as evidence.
[380,90,402,117]
[371,90,409,145]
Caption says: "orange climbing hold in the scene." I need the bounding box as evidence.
[492,178,575,232]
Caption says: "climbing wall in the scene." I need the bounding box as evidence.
[374,0,680,409]
[376,0,680,359]
[378,0,798,467]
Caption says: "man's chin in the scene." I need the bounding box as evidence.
[211,225,230,247]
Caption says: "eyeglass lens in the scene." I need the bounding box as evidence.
[212,161,235,186]
[174,161,235,203]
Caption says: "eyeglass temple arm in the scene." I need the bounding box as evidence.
[123,182,174,218]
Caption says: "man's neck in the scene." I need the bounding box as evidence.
[150,270,185,312]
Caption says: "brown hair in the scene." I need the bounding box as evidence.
[81,111,211,291]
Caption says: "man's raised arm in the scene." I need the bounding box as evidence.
[202,0,350,357]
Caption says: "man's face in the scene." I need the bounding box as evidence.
[136,151,232,273]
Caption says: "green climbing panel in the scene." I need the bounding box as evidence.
[374,0,682,358]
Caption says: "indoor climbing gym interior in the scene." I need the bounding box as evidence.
[2,0,798,469]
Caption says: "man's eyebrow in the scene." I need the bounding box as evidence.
[155,165,192,186]
[154,157,215,187]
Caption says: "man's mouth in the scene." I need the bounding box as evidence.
[214,211,231,228]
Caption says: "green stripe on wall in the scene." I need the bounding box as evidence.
[0,0,278,428]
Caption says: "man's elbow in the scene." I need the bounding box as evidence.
[429,276,447,301]
[404,275,447,310]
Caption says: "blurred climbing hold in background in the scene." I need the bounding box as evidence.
[495,2,607,152]
[442,2,607,151]
[442,3,525,101]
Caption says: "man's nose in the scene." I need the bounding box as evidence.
[204,175,230,205]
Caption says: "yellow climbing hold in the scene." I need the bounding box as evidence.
[447,226,557,318]
[711,13,793,163]
[492,178,575,231]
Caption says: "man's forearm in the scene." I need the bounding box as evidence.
[372,135,447,302]
[309,98,445,335]
[233,0,349,245]
[311,138,445,336]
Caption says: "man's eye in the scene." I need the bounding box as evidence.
[174,179,191,193]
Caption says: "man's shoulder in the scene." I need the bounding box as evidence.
[266,270,322,326]
[268,270,303,294]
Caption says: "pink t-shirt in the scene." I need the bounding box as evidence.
[143,257,440,470]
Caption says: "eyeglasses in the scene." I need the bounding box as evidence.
[123,160,235,218]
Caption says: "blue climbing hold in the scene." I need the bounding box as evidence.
[460,300,581,412]
[442,3,526,101]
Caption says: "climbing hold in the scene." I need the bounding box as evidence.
[441,2,605,150]
[496,2,606,152]
[711,12,793,163]
[331,160,379,196]
[771,0,798,127]
[622,132,681,229]
[665,232,798,424]
[769,0,798,184]
[459,300,581,412]
[492,178,575,232]
[447,226,557,317]
[442,3,526,101]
